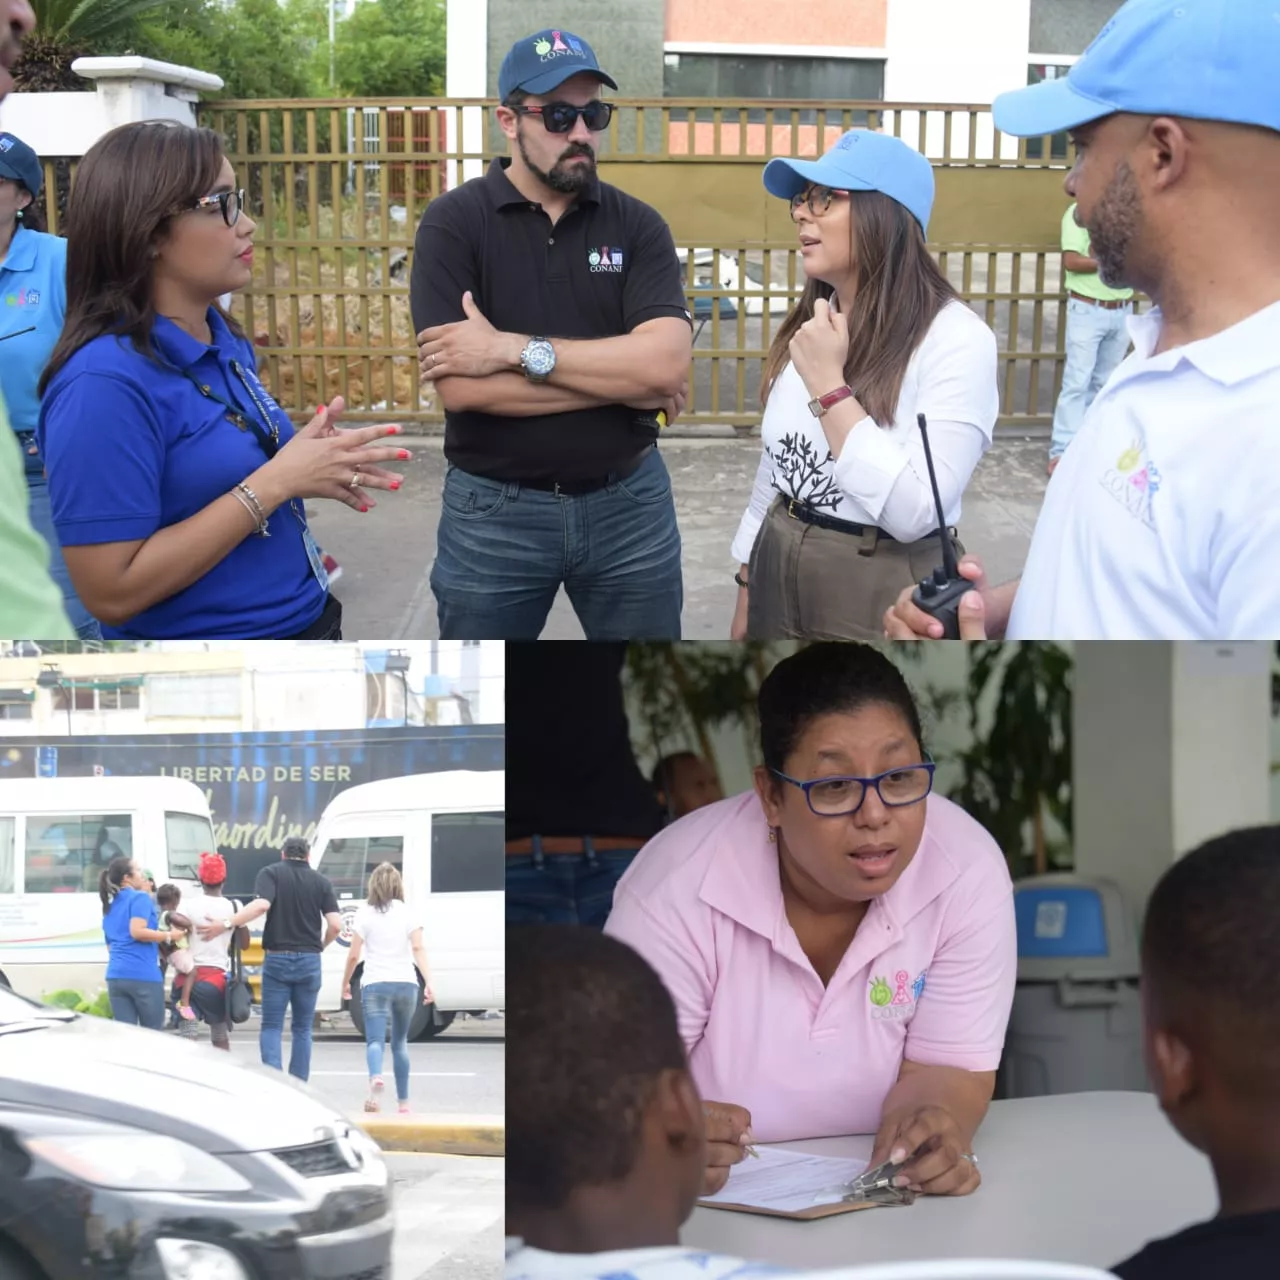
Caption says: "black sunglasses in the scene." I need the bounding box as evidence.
[512,101,614,133]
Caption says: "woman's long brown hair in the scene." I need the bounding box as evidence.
[39,120,245,397]
[761,190,957,426]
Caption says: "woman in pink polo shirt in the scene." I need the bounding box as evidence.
[605,642,1016,1199]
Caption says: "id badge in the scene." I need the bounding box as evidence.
[300,520,331,593]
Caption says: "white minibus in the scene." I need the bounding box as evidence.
[310,770,503,1041]
[0,776,215,1001]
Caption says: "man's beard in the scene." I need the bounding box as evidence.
[517,128,597,194]
[1084,160,1143,288]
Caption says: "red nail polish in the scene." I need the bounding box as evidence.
[391,481,401,491]
[360,505,369,513]
[316,405,325,415]
[397,449,410,460]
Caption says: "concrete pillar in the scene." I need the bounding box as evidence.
[1072,642,1272,925]
[0,57,223,159]
[446,0,488,187]
[884,0,1030,160]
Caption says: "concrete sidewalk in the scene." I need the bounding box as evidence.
[308,434,1051,639]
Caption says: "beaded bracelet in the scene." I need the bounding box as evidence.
[231,483,271,537]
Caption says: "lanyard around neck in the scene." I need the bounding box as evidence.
[183,359,281,459]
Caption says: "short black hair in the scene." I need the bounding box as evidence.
[757,642,924,773]
[651,751,699,793]
[502,88,529,110]
[155,883,180,907]
[1142,825,1280,1075]
[282,836,310,860]
[508,926,687,1213]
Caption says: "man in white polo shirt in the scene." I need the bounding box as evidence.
[885,0,1280,641]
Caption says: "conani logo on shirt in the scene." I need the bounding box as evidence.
[868,969,926,1021]
[4,288,40,307]
[589,246,624,273]
[1100,433,1162,530]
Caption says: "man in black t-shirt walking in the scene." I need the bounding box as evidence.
[199,836,341,1082]
[411,28,694,641]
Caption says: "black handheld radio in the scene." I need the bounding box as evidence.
[909,412,970,639]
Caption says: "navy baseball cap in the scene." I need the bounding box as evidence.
[762,129,935,234]
[498,29,618,100]
[994,0,1280,138]
[0,133,42,197]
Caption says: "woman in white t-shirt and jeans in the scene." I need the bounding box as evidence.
[730,128,999,640]
[341,862,434,1114]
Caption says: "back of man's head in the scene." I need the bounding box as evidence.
[507,925,705,1247]
[1142,825,1280,1148]
[282,836,310,861]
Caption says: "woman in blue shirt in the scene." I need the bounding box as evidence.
[37,120,412,639]
[0,132,100,638]
[99,856,181,1029]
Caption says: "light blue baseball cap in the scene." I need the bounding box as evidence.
[762,129,935,235]
[993,0,1280,138]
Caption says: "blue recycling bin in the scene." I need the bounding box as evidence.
[1000,874,1149,1097]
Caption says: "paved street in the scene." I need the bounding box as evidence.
[185,1012,504,1117]
[310,433,1050,639]
[385,1153,503,1280]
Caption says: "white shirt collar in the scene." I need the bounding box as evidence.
[1126,300,1280,387]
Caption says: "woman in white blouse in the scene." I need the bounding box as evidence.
[730,129,999,640]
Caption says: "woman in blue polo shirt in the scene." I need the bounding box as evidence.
[99,856,180,1029]
[0,132,100,638]
[36,120,412,639]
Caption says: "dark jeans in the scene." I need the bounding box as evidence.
[430,448,683,639]
[362,981,419,1102]
[260,951,323,1081]
[505,840,643,927]
[24,460,102,640]
[107,977,165,1029]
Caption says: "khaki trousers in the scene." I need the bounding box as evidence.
[746,496,964,640]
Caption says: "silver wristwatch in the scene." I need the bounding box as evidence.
[520,336,556,383]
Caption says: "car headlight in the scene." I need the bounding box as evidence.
[155,1240,250,1280]
[24,1133,251,1193]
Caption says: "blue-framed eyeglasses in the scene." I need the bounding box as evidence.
[771,761,936,817]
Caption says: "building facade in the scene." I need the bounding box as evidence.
[0,642,504,739]
[449,0,1124,108]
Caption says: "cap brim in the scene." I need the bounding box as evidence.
[762,155,881,201]
[519,67,618,96]
[992,76,1116,138]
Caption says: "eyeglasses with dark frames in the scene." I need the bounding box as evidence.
[771,761,936,817]
[190,188,245,228]
[511,101,614,134]
[789,185,849,219]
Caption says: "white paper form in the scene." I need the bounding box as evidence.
[700,1146,872,1214]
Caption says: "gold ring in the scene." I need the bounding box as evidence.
[349,471,360,489]
[431,352,438,367]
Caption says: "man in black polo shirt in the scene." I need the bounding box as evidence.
[199,835,341,1082]
[412,28,693,641]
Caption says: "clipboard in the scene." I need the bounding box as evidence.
[697,1194,891,1221]
[697,1150,916,1221]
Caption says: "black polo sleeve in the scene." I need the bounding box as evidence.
[410,196,480,335]
[253,862,278,904]
[623,205,692,333]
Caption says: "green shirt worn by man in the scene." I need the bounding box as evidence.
[0,393,74,639]
[1061,203,1134,303]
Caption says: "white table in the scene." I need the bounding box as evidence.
[683,1092,1216,1271]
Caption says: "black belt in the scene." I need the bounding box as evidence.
[782,496,942,542]
[519,446,651,497]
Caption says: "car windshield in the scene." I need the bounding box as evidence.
[166,810,217,881]
[0,985,74,1026]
